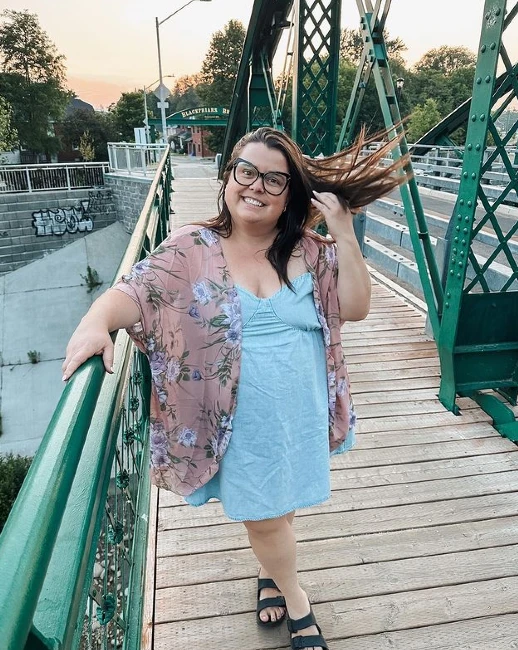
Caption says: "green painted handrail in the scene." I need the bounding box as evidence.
[0,148,172,650]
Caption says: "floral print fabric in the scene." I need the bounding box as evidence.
[112,224,355,496]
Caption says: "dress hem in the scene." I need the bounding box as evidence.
[185,492,332,522]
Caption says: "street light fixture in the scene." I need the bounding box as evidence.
[155,0,213,142]
[395,77,405,99]
[143,75,175,143]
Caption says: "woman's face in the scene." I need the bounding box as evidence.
[224,142,290,234]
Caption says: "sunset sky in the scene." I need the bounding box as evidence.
[4,0,517,108]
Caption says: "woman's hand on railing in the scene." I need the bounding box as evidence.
[62,324,114,381]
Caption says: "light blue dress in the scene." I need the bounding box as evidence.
[185,272,355,521]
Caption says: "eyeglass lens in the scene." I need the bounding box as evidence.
[234,161,288,195]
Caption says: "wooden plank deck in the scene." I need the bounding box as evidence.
[144,173,518,649]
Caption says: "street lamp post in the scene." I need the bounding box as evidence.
[155,0,212,142]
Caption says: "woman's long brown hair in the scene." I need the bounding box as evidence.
[202,126,410,288]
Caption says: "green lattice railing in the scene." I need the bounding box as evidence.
[0,149,172,650]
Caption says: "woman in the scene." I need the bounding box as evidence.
[62,127,407,650]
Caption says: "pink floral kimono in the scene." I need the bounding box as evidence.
[113,224,355,496]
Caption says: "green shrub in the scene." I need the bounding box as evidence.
[0,453,32,533]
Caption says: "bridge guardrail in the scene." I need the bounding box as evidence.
[107,143,168,177]
[0,162,109,194]
[0,148,172,650]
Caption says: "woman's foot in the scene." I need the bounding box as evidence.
[257,567,286,624]
[286,588,327,650]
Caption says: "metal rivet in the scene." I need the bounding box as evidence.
[471,114,477,121]
[453,248,457,254]
[467,144,473,150]
[476,144,481,151]
[447,292,451,298]
[458,214,463,220]
[476,77,482,84]
[456,225,461,231]
[458,261,463,267]
[450,270,454,275]
[485,75,491,83]
[454,237,459,243]
[485,12,490,19]
[471,172,477,179]
[490,42,496,50]
[457,273,462,278]
[463,228,469,233]
[445,302,450,308]
[480,114,485,121]
[460,199,465,205]
[465,216,470,221]
[495,7,501,15]
[460,251,465,257]
[463,171,469,178]
[467,201,472,207]
[481,44,487,53]
[462,239,466,245]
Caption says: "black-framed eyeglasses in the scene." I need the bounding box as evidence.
[232,158,291,195]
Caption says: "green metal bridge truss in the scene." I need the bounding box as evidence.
[1,1,517,648]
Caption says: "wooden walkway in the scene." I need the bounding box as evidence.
[143,172,518,649]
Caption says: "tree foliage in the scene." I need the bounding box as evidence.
[340,28,407,66]
[110,91,146,141]
[0,95,17,151]
[0,9,66,83]
[0,10,70,154]
[407,98,442,142]
[414,46,476,76]
[198,19,246,152]
[60,109,117,161]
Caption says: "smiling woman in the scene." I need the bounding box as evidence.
[62,125,408,650]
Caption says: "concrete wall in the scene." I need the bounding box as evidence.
[0,188,116,275]
[104,173,153,233]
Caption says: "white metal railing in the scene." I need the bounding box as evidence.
[0,162,109,194]
[107,142,168,177]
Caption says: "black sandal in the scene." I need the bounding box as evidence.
[287,608,329,649]
[256,576,286,628]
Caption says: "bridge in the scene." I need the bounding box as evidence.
[0,1,517,649]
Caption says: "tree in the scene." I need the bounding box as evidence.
[0,95,17,151]
[0,10,70,155]
[407,98,442,142]
[110,91,146,141]
[340,28,407,66]
[414,46,476,76]
[78,130,95,161]
[60,109,118,161]
[168,75,203,114]
[198,19,246,152]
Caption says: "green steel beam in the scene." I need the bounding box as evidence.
[437,0,510,413]
[292,0,341,155]
[220,0,294,173]
[352,2,443,338]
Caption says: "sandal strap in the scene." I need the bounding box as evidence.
[291,634,329,650]
[257,577,280,593]
[257,595,286,612]
[287,610,318,633]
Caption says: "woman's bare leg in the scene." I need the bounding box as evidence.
[245,515,322,649]
[256,511,296,622]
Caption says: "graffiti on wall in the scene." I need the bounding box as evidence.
[32,190,112,237]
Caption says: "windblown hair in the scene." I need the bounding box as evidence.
[203,126,410,288]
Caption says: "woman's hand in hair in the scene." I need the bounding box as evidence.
[311,190,371,321]
[310,191,355,240]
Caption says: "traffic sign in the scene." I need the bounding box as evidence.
[154,83,171,101]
